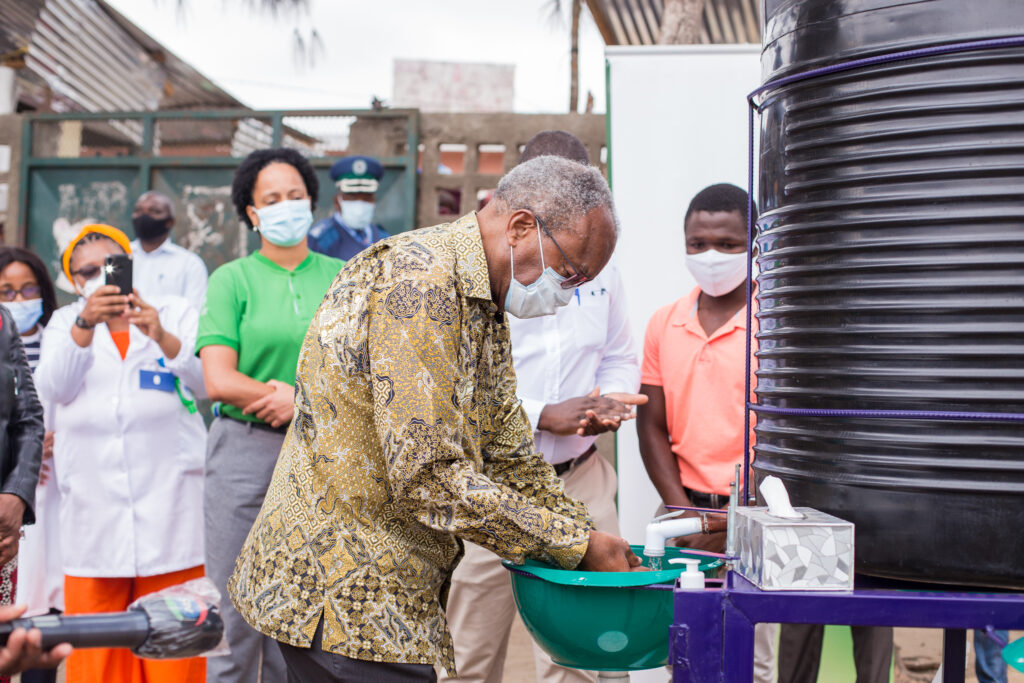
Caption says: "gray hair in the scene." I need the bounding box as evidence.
[492,155,618,235]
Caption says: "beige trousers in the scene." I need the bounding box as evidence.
[442,452,620,683]
[754,623,779,683]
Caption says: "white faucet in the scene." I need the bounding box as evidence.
[643,512,703,558]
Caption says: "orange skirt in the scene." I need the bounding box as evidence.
[64,565,207,683]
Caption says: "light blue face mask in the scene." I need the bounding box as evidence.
[504,226,576,319]
[340,200,375,231]
[253,199,314,247]
[2,299,43,334]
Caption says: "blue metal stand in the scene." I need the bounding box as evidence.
[671,571,1024,683]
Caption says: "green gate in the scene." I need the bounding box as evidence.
[18,109,419,297]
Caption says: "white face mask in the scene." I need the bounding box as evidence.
[504,227,576,319]
[254,199,314,247]
[340,200,375,231]
[79,274,104,299]
[685,249,749,297]
[2,299,43,334]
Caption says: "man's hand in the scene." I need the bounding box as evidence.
[0,605,71,675]
[38,431,54,487]
[0,494,24,566]
[670,511,729,554]
[577,391,649,436]
[79,285,128,327]
[242,379,295,428]
[538,389,649,437]
[578,530,641,572]
[673,531,727,554]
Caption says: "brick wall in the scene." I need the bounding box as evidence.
[416,113,606,228]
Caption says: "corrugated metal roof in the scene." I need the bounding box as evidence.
[96,0,243,110]
[0,0,43,59]
[0,0,241,112]
[585,0,760,45]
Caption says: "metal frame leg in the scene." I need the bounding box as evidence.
[672,588,724,683]
[723,603,756,683]
[942,629,967,683]
[673,571,1024,683]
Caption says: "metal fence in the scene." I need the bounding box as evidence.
[18,108,419,296]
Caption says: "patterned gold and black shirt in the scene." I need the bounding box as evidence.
[228,213,593,674]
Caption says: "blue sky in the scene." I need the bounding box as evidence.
[106,0,609,113]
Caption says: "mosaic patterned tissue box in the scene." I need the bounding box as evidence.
[734,507,854,591]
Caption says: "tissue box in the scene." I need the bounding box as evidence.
[734,507,854,591]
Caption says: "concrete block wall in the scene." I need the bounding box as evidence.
[416,113,606,229]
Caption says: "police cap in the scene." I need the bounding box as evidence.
[329,155,383,194]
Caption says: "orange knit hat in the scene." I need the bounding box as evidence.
[62,224,132,284]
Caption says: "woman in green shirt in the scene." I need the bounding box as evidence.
[196,148,343,683]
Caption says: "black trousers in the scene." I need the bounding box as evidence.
[19,668,57,683]
[278,616,437,683]
[778,623,894,683]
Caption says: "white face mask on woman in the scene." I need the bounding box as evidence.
[504,227,576,319]
[2,299,43,333]
[685,248,749,297]
[79,274,104,299]
[253,199,314,247]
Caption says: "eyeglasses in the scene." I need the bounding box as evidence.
[0,285,41,301]
[534,215,590,289]
[71,265,103,281]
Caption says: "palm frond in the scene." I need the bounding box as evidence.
[544,0,566,30]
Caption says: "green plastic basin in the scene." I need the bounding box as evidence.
[503,545,721,671]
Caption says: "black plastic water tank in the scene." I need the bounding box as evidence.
[754,0,1024,588]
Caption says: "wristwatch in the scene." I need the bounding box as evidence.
[74,315,94,330]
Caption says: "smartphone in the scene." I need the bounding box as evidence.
[104,254,133,296]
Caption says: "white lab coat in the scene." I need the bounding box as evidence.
[35,296,207,578]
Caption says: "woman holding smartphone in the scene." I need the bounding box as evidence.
[197,148,343,683]
[35,224,208,683]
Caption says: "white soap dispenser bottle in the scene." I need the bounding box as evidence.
[674,558,705,591]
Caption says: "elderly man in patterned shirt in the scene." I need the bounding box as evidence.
[229,155,639,682]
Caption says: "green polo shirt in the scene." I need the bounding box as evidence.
[196,250,344,423]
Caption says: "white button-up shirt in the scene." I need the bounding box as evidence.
[508,260,640,465]
[130,238,209,311]
[35,296,207,577]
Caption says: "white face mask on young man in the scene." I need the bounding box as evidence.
[684,248,749,297]
[504,226,576,319]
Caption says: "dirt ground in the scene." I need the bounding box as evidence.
[894,628,1024,683]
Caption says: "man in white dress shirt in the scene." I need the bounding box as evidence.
[442,131,647,683]
[129,191,208,309]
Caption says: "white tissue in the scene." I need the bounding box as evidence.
[759,476,805,519]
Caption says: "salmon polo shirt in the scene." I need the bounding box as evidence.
[641,287,755,496]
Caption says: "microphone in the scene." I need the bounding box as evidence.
[0,593,224,659]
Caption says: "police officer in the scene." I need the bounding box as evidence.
[308,155,390,261]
